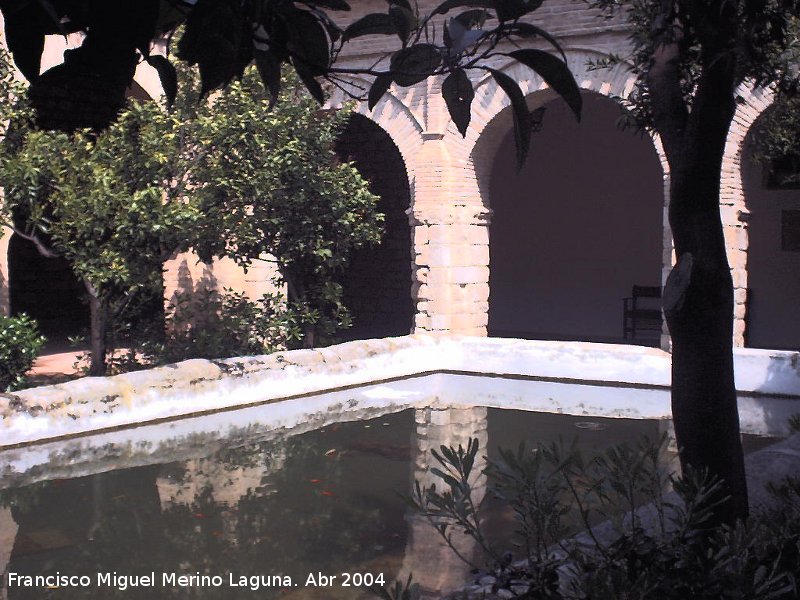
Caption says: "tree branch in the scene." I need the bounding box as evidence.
[8,226,59,259]
[645,7,689,159]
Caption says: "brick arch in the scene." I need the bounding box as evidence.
[326,80,423,193]
[721,84,775,211]
[470,53,670,347]
[465,49,640,201]
[334,113,416,340]
[719,84,774,346]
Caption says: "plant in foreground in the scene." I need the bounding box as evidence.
[373,436,799,599]
[0,313,46,391]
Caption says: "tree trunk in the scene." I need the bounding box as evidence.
[86,284,108,377]
[661,84,748,525]
[664,170,749,524]
[645,1,749,524]
[283,269,316,349]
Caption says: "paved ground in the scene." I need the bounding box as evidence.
[26,343,85,386]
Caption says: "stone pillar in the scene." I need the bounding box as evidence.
[720,138,750,348]
[719,84,774,348]
[410,80,491,336]
[0,226,10,316]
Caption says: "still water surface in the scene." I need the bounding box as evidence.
[0,395,676,600]
[5,368,781,600]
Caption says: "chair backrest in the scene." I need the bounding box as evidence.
[632,285,661,299]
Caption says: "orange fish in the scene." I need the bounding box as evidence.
[309,479,321,484]
[321,490,335,497]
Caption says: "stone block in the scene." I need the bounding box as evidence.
[723,226,748,252]
[425,224,487,245]
[734,302,746,320]
[731,268,748,290]
[733,317,746,338]
[415,244,489,267]
[451,283,490,303]
[450,266,490,285]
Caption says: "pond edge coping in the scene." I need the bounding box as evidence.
[1,335,799,448]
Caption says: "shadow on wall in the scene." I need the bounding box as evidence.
[8,233,89,340]
[487,92,664,346]
[167,257,220,334]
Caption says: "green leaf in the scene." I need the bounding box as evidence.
[509,49,581,120]
[303,0,351,10]
[432,0,496,17]
[504,22,567,62]
[4,6,45,81]
[453,9,492,28]
[368,74,393,109]
[254,50,282,109]
[444,17,485,53]
[442,68,474,136]
[488,67,531,167]
[285,8,331,74]
[178,0,244,95]
[342,13,396,41]
[146,55,178,107]
[292,58,324,104]
[430,467,462,489]
[389,5,416,43]
[494,0,541,21]
[390,44,441,87]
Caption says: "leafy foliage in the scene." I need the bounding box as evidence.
[0,313,46,391]
[154,287,333,363]
[0,40,381,372]
[0,94,201,375]
[749,93,800,185]
[394,436,799,599]
[370,573,422,600]
[2,103,199,307]
[589,0,800,136]
[0,0,582,166]
[186,67,382,347]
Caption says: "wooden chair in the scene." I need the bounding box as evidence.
[622,285,662,340]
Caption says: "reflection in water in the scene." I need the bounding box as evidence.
[0,402,676,599]
[1,508,18,600]
[399,408,488,597]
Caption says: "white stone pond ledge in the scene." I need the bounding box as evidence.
[1,335,799,448]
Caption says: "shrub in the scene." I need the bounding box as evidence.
[154,287,325,363]
[375,436,799,600]
[0,314,46,391]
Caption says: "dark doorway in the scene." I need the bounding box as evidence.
[335,114,414,340]
[9,233,89,341]
[487,92,664,345]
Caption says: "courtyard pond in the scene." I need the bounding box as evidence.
[0,377,784,600]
